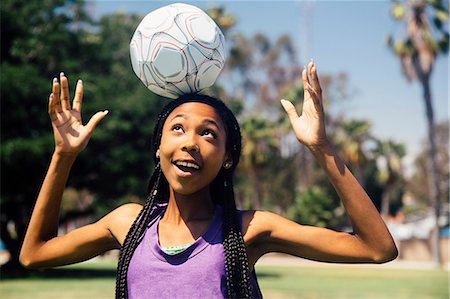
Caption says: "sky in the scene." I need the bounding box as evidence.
[88,0,449,170]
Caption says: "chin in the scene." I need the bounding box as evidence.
[169,181,207,196]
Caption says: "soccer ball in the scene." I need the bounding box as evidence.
[130,3,226,99]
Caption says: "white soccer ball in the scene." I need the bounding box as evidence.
[130,3,226,99]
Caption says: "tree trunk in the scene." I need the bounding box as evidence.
[414,55,442,267]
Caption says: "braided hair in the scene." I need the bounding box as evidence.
[115,94,253,298]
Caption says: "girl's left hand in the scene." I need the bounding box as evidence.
[281,61,328,149]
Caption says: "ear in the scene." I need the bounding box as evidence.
[156,149,160,159]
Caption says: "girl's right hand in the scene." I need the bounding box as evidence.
[49,72,108,155]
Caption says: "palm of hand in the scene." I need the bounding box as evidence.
[49,73,107,155]
[281,62,328,149]
[52,110,90,154]
[292,103,324,146]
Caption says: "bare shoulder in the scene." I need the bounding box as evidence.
[241,210,286,244]
[100,203,143,246]
[107,202,143,219]
[242,209,309,249]
[241,210,291,267]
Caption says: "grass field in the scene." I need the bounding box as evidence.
[256,265,448,299]
[1,260,448,299]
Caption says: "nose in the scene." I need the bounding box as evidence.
[182,133,199,152]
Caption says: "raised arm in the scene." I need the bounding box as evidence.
[19,73,128,269]
[245,62,397,264]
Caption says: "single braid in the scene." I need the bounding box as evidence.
[208,98,252,298]
[213,171,252,298]
[115,165,164,298]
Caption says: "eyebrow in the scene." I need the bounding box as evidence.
[202,119,221,130]
[169,113,222,130]
[169,113,188,122]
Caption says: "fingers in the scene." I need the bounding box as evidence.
[51,77,62,113]
[309,62,322,97]
[60,72,70,110]
[302,64,310,89]
[72,80,83,113]
[86,110,109,133]
[48,93,58,122]
[280,99,299,123]
[51,73,84,113]
[303,61,323,113]
[302,61,320,90]
[303,62,317,95]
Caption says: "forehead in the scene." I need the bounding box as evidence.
[165,102,225,129]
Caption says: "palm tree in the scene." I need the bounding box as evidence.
[387,0,449,266]
[239,114,279,209]
[374,140,406,218]
[334,119,372,187]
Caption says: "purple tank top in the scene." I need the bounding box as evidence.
[127,205,263,298]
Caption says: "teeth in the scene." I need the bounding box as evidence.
[175,161,200,169]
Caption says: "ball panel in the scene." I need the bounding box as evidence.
[149,31,188,54]
[184,43,208,72]
[139,7,173,33]
[215,33,226,61]
[161,17,191,45]
[170,3,203,14]
[185,72,197,92]
[187,15,217,47]
[195,61,222,90]
[152,43,187,82]
[166,79,192,95]
[142,63,155,87]
[130,41,142,78]
[148,83,179,99]
[211,49,225,67]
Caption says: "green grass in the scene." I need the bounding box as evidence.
[0,260,448,299]
[0,261,117,299]
[255,265,448,299]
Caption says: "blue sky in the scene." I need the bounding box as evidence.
[89,0,449,167]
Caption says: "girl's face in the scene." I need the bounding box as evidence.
[159,102,230,195]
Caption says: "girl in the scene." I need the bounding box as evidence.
[20,62,398,298]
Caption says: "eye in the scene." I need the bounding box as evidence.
[201,129,217,139]
[172,124,184,133]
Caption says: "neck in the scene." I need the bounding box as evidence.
[162,186,215,224]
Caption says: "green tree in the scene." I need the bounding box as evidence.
[238,114,279,209]
[288,186,336,228]
[1,1,165,272]
[407,121,449,214]
[68,12,165,202]
[1,0,94,271]
[373,139,406,218]
[333,119,372,187]
[387,0,449,266]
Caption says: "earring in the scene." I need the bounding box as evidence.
[156,149,160,159]
[223,161,232,169]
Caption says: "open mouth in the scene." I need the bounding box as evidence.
[173,160,200,176]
